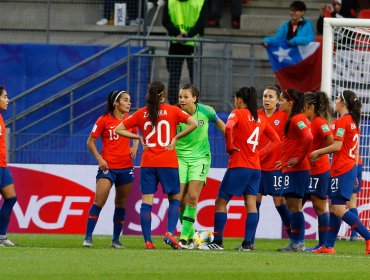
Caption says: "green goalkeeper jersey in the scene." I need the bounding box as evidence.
[176,103,219,160]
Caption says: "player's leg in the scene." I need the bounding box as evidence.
[309,194,329,252]
[237,194,258,251]
[179,180,202,243]
[286,196,305,251]
[348,193,359,241]
[179,183,189,225]
[139,167,157,249]
[178,158,190,226]
[111,168,134,248]
[279,171,308,252]
[160,168,181,249]
[179,159,210,246]
[84,176,112,246]
[236,169,260,251]
[0,174,17,247]
[274,196,292,239]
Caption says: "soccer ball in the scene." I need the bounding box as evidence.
[193,229,214,248]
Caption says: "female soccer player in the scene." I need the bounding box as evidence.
[256,85,291,244]
[83,90,139,248]
[0,86,17,247]
[310,90,370,254]
[176,84,225,249]
[303,91,333,253]
[115,81,197,250]
[200,87,280,250]
[278,88,313,252]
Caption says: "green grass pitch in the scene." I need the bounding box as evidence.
[0,234,369,280]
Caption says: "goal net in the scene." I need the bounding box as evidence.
[322,18,370,239]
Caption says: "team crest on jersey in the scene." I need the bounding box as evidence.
[198,120,204,126]
[336,128,345,137]
[297,121,307,130]
[321,124,330,132]
[274,120,280,126]
[228,113,235,119]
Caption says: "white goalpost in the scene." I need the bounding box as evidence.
[322,18,370,239]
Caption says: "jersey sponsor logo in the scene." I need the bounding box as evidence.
[92,124,97,133]
[274,119,280,126]
[297,121,307,130]
[198,120,204,126]
[336,128,345,137]
[228,113,235,119]
[321,124,330,133]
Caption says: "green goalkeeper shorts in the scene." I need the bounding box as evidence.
[178,157,211,184]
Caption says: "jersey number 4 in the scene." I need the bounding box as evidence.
[246,127,260,152]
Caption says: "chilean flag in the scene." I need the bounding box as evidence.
[266,40,322,92]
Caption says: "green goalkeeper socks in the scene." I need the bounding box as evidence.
[180,205,197,241]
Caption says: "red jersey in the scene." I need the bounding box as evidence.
[225,109,280,169]
[258,108,288,171]
[308,116,332,175]
[331,114,359,176]
[0,114,7,167]
[90,113,137,169]
[122,103,190,168]
[281,113,313,172]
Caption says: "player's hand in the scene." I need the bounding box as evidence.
[310,150,320,162]
[165,138,177,150]
[226,146,240,155]
[287,158,298,168]
[275,160,282,169]
[130,147,138,158]
[98,157,108,172]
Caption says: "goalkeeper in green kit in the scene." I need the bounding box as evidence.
[176,84,225,249]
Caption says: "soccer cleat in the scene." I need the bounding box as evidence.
[83,239,92,247]
[306,244,321,253]
[0,238,15,246]
[187,241,195,250]
[277,242,294,252]
[292,243,306,252]
[320,246,335,254]
[198,242,224,250]
[164,232,181,249]
[234,241,256,251]
[144,241,156,250]
[364,240,370,255]
[111,240,124,249]
[179,239,190,249]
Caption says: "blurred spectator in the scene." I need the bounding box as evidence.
[208,0,243,29]
[162,0,208,105]
[96,0,154,26]
[316,1,344,35]
[262,1,315,47]
[316,0,358,35]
